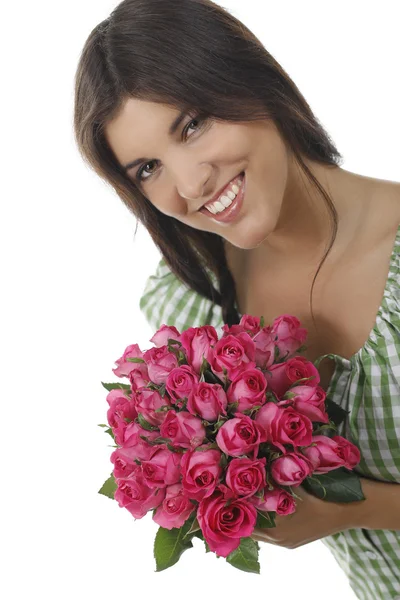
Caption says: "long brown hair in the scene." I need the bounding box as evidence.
[73,0,342,327]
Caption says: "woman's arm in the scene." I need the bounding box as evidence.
[356,477,400,531]
[251,477,400,549]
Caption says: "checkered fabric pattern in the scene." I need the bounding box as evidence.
[139,225,400,600]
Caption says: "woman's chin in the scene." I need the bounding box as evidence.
[223,224,273,251]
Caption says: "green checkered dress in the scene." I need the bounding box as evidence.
[139,224,400,600]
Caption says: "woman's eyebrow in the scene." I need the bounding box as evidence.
[122,109,187,172]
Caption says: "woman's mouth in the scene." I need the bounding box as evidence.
[199,172,245,224]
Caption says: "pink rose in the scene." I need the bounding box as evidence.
[150,324,181,348]
[216,413,267,458]
[210,333,256,380]
[265,356,320,399]
[142,345,179,384]
[221,323,247,336]
[166,365,199,407]
[106,389,138,445]
[180,326,218,374]
[134,387,171,427]
[141,447,182,488]
[301,435,346,473]
[114,466,166,519]
[303,435,360,473]
[332,435,361,469]
[270,452,314,487]
[197,485,257,557]
[112,343,147,378]
[278,385,329,423]
[222,314,261,337]
[252,326,276,370]
[129,367,150,392]
[227,368,267,412]
[250,487,296,516]
[160,410,206,449]
[110,447,137,479]
[239,315,262,335]
[187,382,228,422]
[225,457,266,498]
[181,447,223,501]
[255,402,313,452]
[122,421,162,461]
[271,315,308,360]
[153,483,195,529]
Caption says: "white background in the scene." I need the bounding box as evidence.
[1,1,399,598]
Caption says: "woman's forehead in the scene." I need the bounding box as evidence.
[105,99,182,166]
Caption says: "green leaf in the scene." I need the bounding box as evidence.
[260,315,265,328]
[265,390,277,401]
[296,344,307,354]
[242,405,262,419]
[219,453,229,469]
[227,401,239,413]
[226,537,260,574]
[192,529,211,552]
[98,424,115,440]
[104,427,115,442]
[101,382,131,392]
[154,405,172,413]
[140,435,169,445]
[98,474,117,499]
[207,418,228,435]
[182,516,200,541]
[256,510,276,529]
[194,442,218,451]
[126,357,146,363]
[166,443,186,454]
[289,375,318,386]
[203,370,224,386]
[177,350,188,365]
[146,382,167,396]
[301,468,365,503]
[98,424,108,428]
[199,356,210,377]
[312,423,336,435]
[154,518,194,572]
[325,398,349,427]
[137,413,158,431]
[167,338,182,347]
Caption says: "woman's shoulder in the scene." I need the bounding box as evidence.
[139,257,223,333]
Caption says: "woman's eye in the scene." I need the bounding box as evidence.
[135,115,206,183]
[183,116,203,138]
[136,160,158,182]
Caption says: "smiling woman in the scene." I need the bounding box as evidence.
[73,1,400,598]
[73,0,345,329]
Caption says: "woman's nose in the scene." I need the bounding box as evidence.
[173,162,212,202]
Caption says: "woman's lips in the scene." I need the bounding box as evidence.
[199,172,245,224]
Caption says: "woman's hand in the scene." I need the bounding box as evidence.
[251,483,366,549]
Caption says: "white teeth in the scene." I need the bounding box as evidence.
[213,200,225,212]
[220,196,233,208]
[204,174,244,215]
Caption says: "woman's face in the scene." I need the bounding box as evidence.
[105,98,291,250]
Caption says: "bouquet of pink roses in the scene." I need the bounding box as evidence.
[99,314,364,573]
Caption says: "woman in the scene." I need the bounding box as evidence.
[73,0,400,597]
